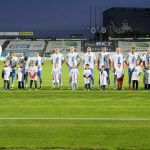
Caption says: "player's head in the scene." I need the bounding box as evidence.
[135,59,139,66]
[35,52,39,57]
[147,47,150,54]
[19,62,23,68]
[101,46,107,53]
[85,63,89,69]
[24,56,28,61]
[87,47,92,53]
[55,48,59,54]
[70,47,75,53]
[4,60,8,67]
[101,65,105,71]
[130,47,135,54]
[118,63,121,68]
[116,47,121,54]
[9,52,14,58]
[31,60,35,66]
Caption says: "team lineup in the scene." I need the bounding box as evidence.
[1,46,150,91]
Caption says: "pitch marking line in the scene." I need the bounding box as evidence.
[0,118,150,121]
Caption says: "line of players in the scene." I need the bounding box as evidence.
[1,46,150,90]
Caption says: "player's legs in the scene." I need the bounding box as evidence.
[30,80,33,89]
[103,85,106,91]
[59,68,62,89]
[105,68,110,87]
[34,80,38,90]
[132,80,136,90]
[7,80,10,90]
[87,83,90,90]
[3,80,7,90]
[90,68,94,89]
[114,74,117,89]
[18,81,21,89]
[136,81,138,90]
[38,70,42,89]
[11,69,16,89]
[84,84,87,90]
[24,72,28,88]
[68,67,73,89]
[128,68,132,89]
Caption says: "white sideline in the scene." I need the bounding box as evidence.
[0,117,150,121]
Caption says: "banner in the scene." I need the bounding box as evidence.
[46,40,81,53]
[118,41,150,52]
[19,32,33,36]
[5,41,45,51]
[83,41,116,52]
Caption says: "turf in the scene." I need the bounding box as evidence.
[0,61,149,150]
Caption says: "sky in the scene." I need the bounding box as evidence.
[0,0,150,37]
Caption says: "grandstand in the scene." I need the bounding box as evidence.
[3,40,46,57]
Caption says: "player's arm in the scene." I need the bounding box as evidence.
[2,69,4,79]
[109,55,112,69]
[42,58,44,65]
[124,54,129,66]
[77,54,81,67]
[61,54,65,65]
[97,54,100,70]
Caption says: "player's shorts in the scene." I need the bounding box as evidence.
[10,69,16,78]
[38,70,42,77]
[128,68,132,77]
[69,67,73,72]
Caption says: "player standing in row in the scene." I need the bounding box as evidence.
[50,48,64,89]
[33,52,44,89]
[66,47,81,89]
[112,47,124,89]
[2,61,12,90]
[4,52,17,89]
[69,63,79,90]
[143,48,150,90]
[19,56,30,88]
[83,47,96,89]
[97,46,111,88]
[125,47,141,90]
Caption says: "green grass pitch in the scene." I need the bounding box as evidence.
[0,61,150,150]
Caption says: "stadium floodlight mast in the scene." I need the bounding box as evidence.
[86,25,107,41]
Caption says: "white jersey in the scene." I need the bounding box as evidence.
[5,56,17,69]
[23,60,30,73]
[115,67,124,79]
[99,70,108,86]
[99,52,111,68]
[126,52,140,70]
[28,66,38,80]
[50,53,64,69]
[112,53,124,69]
[132,66,142,81]
[143,53,150,67]
[2,66,12,81]
[17,67,24,82]
[83,52,96,69]
[69,68,79,84]
[52,67,61,84]
[83,69,92,84]
[33,56,43,71]
[66,52,80,67]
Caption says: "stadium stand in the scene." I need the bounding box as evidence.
[4,40,46,57]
